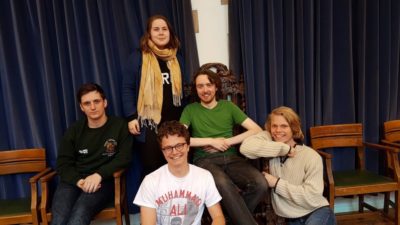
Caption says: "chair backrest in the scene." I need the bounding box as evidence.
[185,62,246,111]
[384,120,400,143]
[0,148,46,175]
[309,123,363,150]
[200,62,245,110]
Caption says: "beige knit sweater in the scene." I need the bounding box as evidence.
[240,131,329,218]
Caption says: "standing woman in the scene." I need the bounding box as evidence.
[122,15,185,178]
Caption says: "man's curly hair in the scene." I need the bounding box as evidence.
[157,120,190,146]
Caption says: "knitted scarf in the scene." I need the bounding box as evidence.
[137,40,182,128]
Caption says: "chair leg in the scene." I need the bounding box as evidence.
[41,213,50,225]
[123,200,130,225]
[32,210,39,225]
[329,194,334,209]
[116,213,123,225]
[114,201,123,225]
[359,195,364,213]
[384,192,390,214]
[395,191,399,225]
[124,213,130,225]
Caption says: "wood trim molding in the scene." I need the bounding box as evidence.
[221,0,229,5]
[192,10,199,33]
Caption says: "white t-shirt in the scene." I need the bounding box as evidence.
[134,164,222,225]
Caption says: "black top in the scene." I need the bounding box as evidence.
[158,57,183,124]
[56,116,133,185]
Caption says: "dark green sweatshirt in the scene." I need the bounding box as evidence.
[56,116,133,185]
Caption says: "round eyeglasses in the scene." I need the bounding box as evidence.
[161,143,187,154]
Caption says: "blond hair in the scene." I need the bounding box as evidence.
[265,106,304,143]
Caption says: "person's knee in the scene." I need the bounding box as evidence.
[257,176,269,194]
[306,207,336,225]
[50,209,69,225]
[214,174,235,191]
[325,208,337,225]
[51,185,79,225]
[51,201,93,225]
[245,173,268,196]
[66,205,94,225]
[66,215,91,225]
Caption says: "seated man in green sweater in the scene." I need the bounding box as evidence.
[180,68,267,225]
[51,83,133,225]
[240,106,336,225]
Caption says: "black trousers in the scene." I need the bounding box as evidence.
[138,127,167,180]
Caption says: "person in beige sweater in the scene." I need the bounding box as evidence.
[240,106,336,225]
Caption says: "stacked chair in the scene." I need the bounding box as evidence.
[309,123,400,224]
[382,120,400,148]
[0,148,51,225]
[0,147,130,225]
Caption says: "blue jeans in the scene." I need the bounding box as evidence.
[195,154,268,225]
[286,206,337,225]
[50,180,114,225]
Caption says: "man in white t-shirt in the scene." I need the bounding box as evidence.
[134,120,225,225]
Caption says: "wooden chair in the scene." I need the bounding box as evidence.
[309,123,400,224]
[382,120,400,215]
[382,120,400,148]
[185,62,245,110]
[39,169,130,225]
[0,148,51,225]
[199,62,246,110]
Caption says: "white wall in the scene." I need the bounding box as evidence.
[191,0,229,66]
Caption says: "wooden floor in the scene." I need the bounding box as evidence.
[204,213,395,225]
[336,211,395,225]
[203,208,396,225]
[255,211,395,225]
[338,217,393,225]
[103,211,394,225]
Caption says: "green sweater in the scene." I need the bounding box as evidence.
[56,116,133,185]
[180,100,247,160]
